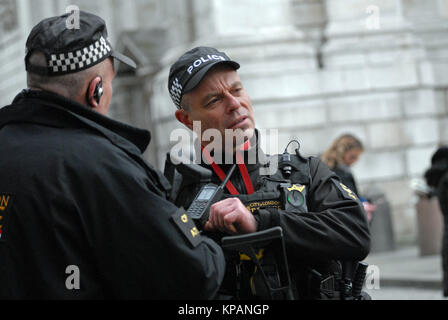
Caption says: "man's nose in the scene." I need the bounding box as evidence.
[224,92,240,113]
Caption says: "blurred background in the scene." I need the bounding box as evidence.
[1,0,447,299]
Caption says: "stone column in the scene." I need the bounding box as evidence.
[193,0,296,40]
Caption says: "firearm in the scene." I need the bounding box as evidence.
[352,262,369,300]
[340,261,370,300]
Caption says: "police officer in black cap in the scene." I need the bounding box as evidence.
[425,146,448,297]
[0,12,225,299]
[166,47,371,299]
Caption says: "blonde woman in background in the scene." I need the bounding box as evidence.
[321,134,376,223]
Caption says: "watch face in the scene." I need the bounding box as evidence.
[288,190,304,207]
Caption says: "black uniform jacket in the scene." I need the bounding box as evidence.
[174,133,371,265]
[425,158,448,296]
[0,90,225,299]
[332,164,360,198]
[436,172,448,296]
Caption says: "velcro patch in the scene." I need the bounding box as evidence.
[171,209,202,248]
[0,193,13,241]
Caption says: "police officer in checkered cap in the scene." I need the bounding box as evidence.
[166,46,371,300]
[24,10,136,114]
[0,12,226,299]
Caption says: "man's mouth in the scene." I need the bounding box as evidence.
[228,116,248,129]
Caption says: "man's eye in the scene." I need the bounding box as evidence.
[205,98,220,107]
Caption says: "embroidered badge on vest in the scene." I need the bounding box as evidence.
[245,200,282,213]
[338,183,358,200]
[171,209,202,248]
[0,193,13,241]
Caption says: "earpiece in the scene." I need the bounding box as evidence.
[93,79,103,104]
[87,76,103,106]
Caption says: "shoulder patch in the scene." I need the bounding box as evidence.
[0,193,14,241]
[171,209,202,248]
[336,182,358,201]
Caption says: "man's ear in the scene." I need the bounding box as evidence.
[175,109,193,130]
[86,76,102,110]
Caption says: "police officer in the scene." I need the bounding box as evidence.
[425,147,448,297]
[167,46,371,299]
[0,13,225,299]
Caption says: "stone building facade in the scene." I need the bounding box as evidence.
[1,0,448,246]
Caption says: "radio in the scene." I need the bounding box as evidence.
[187,164,237,228]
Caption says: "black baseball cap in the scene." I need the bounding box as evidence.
[168,46,240,109]
[431,146,448,165]
[25,10,136,76]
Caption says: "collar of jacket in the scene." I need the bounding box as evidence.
[1,89,151,154]
[200,129,272,174]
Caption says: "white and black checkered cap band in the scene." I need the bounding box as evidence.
[170,77,183,108]
[47,36,112,75]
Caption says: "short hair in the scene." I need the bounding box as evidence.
[26,51,107,99]
[180,94,191,111]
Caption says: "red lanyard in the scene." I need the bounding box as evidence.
[201,141,254,195]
